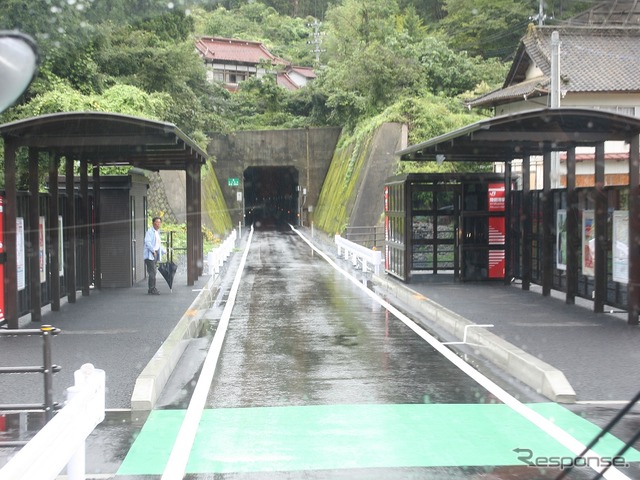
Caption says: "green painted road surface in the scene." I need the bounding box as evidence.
[117,402,640,475]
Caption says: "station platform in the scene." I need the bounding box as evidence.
[1,226,640,477]
[2,227,639,410]
[372,273,640,404]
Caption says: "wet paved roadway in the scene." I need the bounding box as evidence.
[114,229,640,479]
[206,228,488,408]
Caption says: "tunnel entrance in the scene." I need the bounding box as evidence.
[244,166,299,228]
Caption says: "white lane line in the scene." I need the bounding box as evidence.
[292,227,630,480]
[161,226,254,480]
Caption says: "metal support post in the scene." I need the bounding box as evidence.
[41,325,56,422]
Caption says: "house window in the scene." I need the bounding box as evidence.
[212,70,224,82]
[227,72,247,84]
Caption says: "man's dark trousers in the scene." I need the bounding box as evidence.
[145,258,157,292]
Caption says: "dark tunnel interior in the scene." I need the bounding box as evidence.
[244,166,299,229]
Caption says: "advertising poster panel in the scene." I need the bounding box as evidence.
[16,218,25,291]
[556,209,567,271]
[39,216,47,283]
[612,211,629,284]
[582,210,595,277]
[59,215,64,276]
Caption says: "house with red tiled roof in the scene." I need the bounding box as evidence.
[467,1,640,188]
[196,36,315,92]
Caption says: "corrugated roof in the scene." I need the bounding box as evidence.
[468,77,549,106]
[0,111,207,171]
[397,107,640,162]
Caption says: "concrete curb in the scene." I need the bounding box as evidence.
[371,275,576,404]
[130,275,217,412]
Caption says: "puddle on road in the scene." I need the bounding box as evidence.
[0,410,143,475]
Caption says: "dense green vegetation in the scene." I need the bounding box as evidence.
[0,0,591,233]
[1,0,590,138]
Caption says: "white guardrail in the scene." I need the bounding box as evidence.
[0,363,106,480]
[335,234,382,274]
[206,229,237,276]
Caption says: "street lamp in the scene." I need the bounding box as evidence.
[0,31,38,113]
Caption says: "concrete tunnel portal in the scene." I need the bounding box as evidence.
[243,166,299,228]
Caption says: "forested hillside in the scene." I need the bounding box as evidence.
[1,0,591,169]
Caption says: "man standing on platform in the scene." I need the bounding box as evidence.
[144,217,164,295]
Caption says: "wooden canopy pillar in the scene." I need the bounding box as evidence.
[628,134,640,325]
[186,161,198,286]
[79,158,91,297]
[521,153,531,291]
[542,150,553,296]
[3,139,19,328]
[92,161,102,290]
[594,142,607,313]
[48,153,61,311]
[197,165,203,277]
[65,156,77,304]
[565,147,578,305]
[504,160,513,284]
[28,148,42,322]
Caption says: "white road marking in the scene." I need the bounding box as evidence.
[161,226,254,480]
[292,227,630,480]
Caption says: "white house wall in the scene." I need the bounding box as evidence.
[287,71,308,87]
[494,92,640,117]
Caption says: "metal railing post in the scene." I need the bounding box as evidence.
[41,325,56,422]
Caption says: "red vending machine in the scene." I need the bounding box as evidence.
[487,183,506,279]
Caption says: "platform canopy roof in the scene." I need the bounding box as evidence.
[0,111,207,170]
[397,108,640,163]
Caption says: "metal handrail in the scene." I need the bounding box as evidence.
[0,325,61,431]
[344,225,384,249]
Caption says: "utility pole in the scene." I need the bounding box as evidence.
[531,0,551,26]
[550,31,561,188]
[307,19,325,66]
[550,31,561,108]
[538,0,544,26]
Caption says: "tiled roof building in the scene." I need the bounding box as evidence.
[466,1,640,188]
[467,25,640,109]
[195,36,314,92]
[468,0,640,111]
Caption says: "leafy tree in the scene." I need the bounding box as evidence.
[0,83,173,189]
[383,94,492,173]
[0,0,105,94]
[399,0,447,23]
[438,0,533,58]
[85,0,184,26]
[133,9,195,42]
[410,36,509,96]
